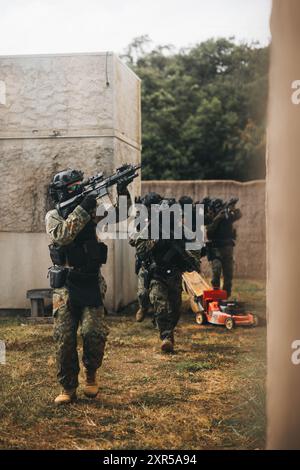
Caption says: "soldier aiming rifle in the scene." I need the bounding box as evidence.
[204,197,242,297]
[46,163,140,405]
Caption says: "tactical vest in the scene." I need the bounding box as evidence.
[147,239,194,276]
[49,218,107,308]
[49,220,107,273]
[207,220,236,247]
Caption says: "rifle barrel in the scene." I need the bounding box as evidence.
[57,162,141,210]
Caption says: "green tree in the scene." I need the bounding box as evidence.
[122,37,269,181]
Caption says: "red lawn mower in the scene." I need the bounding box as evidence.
[182,272,259,330]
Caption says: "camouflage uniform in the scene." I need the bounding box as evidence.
[135,238,190,341]
[210,245,234,296]
[137,266,151,313]
[148,275,182,340]
[129,237,151,314]
[206,208,242,297]
[46,205,109,391]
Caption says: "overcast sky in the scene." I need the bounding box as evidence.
[0,0,272,56]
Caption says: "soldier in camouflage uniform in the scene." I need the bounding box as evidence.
[205,198,242,297]
[46,168,129,405]
[134,201,202,353]
[129,192,162,322]
[129,236,151,322]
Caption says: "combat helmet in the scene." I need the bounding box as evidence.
[211,198,224,213]
[178,195,193,208]
[49,168,84,203]
[141,192,162,208]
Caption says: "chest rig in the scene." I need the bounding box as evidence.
[48,212,107,308]
[49,220,107,273]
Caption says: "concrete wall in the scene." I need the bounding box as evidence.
[0,52,141,310]
[142,180,266,280]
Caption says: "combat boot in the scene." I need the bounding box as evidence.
[161,334,175,353]
[54,388,77,405]
[136,308,146,322]
[84,369,99,398]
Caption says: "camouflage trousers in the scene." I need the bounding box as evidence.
[137,267,150,312]
[148,274,182,340]
[210,245,234,297]
[52,283,109,390]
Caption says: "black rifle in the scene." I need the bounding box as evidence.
[160,239,201,273]
[56,163,141,212]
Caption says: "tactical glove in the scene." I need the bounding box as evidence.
[80,194,97,213]
[228,208,242,222]
[117,177,130,195]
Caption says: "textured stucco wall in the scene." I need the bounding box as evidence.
[113,56,141,147]
[0,53,141,233]
[0,53,141,310]
[141,180,266,280]
[0,53,114,137]
[0,137,115,232]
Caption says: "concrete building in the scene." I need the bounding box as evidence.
[0,52,141,312]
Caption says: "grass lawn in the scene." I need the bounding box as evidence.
[0,279,266,450]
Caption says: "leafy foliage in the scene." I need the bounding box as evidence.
[122,37,269,181]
